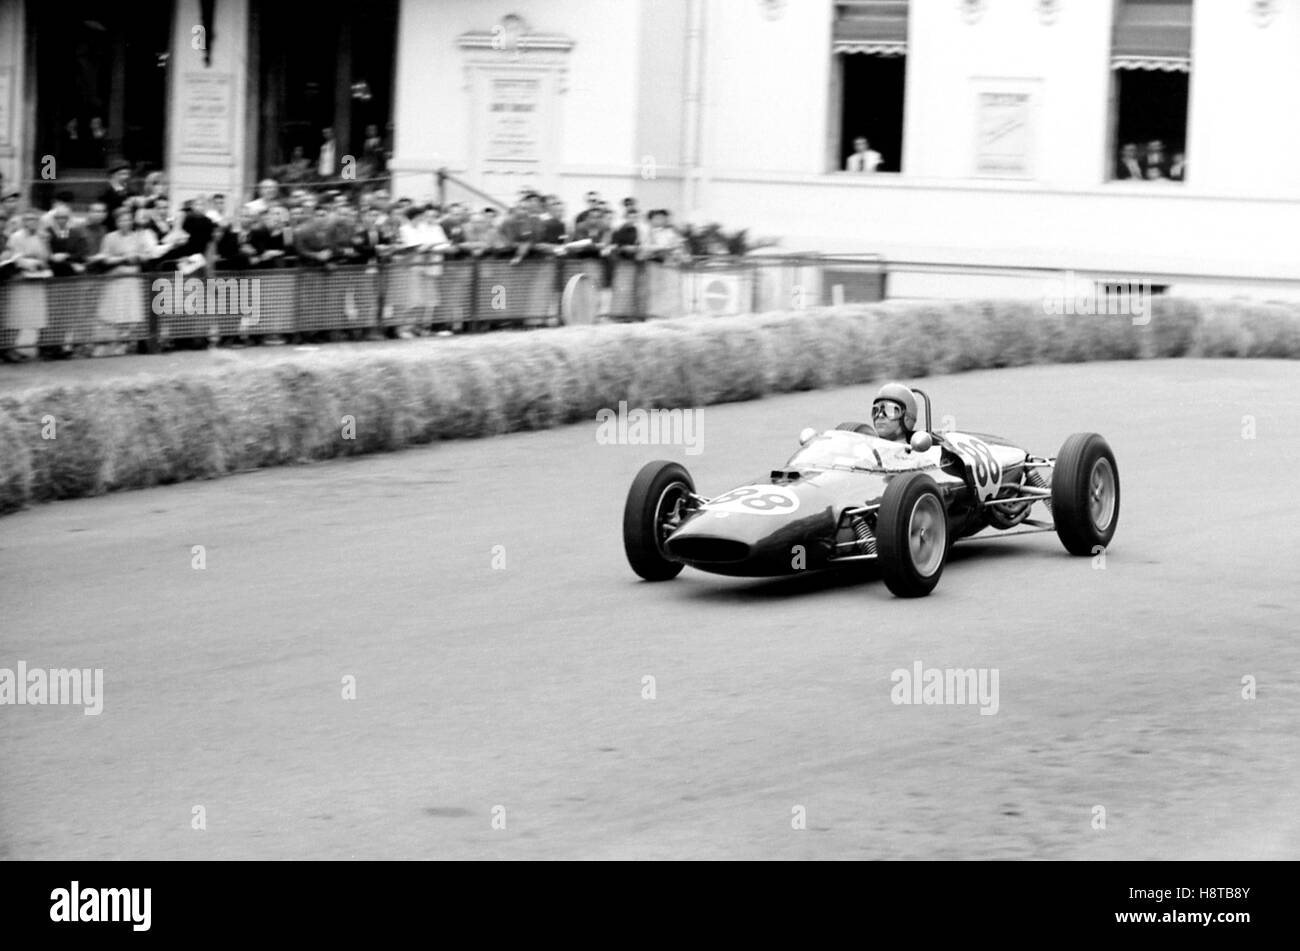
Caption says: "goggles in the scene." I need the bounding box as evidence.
[872,401,906,421]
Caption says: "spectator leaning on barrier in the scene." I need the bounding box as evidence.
[644,209,683,263]
[355,206,396,265]
[295,203,336,268]
[80,202,110,268]
[178,196,217,273]
[247,205,289,267]
[142,196,174,244]
[610,207,642,259]
[537,196,568,248]
[207,193,229,227]
[460,211,500,257]
[574,191,602,230]
[93,206,154,356]
[499,198,543,264]
[329,202,362,264]
[2,209,52,276]
[215,207,258,270]
[438,203,469,253]
[247,178,282,217]
[46,204,93,277]
[0,208,53,362]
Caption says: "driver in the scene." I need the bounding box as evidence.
[871,382,918,443]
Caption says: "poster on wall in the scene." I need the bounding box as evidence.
[179,71,234,162]
[484,76,542,167]
[974,89,1035,178]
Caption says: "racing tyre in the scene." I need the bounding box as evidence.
[623,461,694,581]
[876,472,948,598]
[1051,433,1119,556]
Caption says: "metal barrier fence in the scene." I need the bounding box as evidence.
[0,253,886,354]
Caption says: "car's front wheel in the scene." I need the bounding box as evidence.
[876,472,948,598]
[1051,433,1120,556]
[623,461,694,581]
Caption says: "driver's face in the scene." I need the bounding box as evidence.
[872,402,906,441]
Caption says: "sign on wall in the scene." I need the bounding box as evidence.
[457,15,573,196]
[973,86,1036,179]
[179,71,234,162]
[485,77,542,166]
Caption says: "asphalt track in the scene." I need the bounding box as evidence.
[2,359,1298,860]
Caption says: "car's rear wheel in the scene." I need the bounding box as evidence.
[1051,433,1120,555]
[876,472,948,598]
[623,461,694,580]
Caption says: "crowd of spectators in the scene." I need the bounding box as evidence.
[0,167,713,359]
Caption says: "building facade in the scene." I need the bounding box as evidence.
[3,0,1298,294]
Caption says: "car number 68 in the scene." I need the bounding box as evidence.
[704,485,800,515]
[950,437,1002,500]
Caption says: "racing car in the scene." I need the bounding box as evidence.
[621,387,1119,597]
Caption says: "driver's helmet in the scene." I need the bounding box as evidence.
[872,382,918,434]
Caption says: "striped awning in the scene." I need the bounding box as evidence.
[1112,0,1192,71]
[833,1,908,56]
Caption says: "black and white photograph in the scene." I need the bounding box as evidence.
[0,0,1292,927]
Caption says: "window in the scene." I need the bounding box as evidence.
[831,1,908,174]
[1109,0,1192,183]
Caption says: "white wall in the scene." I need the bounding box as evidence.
[391,0,653,206]
[701,0,834,175]
[902,0,1112,184]
[1186,0,1300,195]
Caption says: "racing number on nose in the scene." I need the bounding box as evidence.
[708,486,797,512]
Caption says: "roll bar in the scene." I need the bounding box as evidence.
[911,387,933,433]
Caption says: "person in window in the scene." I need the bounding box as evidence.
[317,127,338,181]
[1116,143,1144,180]
[1168,152,1186,182]
[1143,140,1168,179]
[846,136,883,173]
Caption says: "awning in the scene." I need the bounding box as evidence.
[1112,0,1192,72]
[833,1,908,56]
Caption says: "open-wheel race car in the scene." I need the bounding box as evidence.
[622,387,1119,597]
